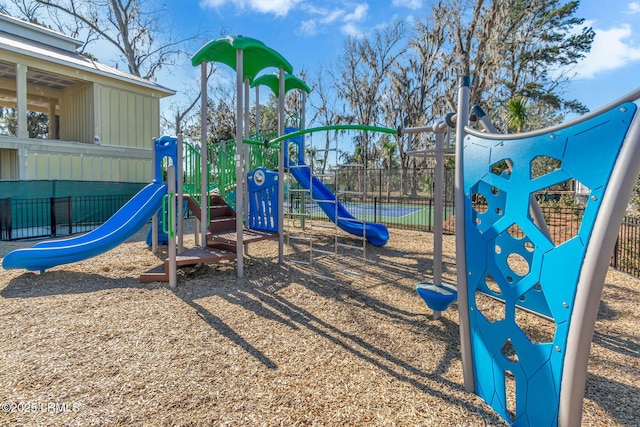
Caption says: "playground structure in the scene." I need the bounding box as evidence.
[1,32,639,427]
[450,79,640,427]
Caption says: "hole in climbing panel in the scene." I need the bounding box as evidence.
[507,223,524,239]
[474,291,505,323]
[501,339,519,363]
[485,274,501,295]
[515,303,556,344]
[491,159,512,179]
[532,178,588,246]
[472,193,488,213]
[507,253,530,276]
[530,155,561,180]
[524,241,534,252]
[505,371,516,422]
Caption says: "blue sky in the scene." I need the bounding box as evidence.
[155,0,640,121]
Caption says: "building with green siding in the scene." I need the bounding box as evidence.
[0,13,175,199]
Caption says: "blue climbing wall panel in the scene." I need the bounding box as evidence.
[247,167,279,233]
[463,103,637,426]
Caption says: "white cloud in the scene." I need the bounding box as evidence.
[575,23,640,79]
[297,19,318,36]
[341,22,361,37]
[199,0,301,17]
[628,2,640,14]
[344,3,368,22]
[341,3,369,37]
[296,2,369,38]
[392,0,423,10]
[199,0,226,7]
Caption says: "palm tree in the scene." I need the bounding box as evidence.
[506,96,528,133]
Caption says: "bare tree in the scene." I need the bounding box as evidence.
[31,0,200,80]
[307,66,341,175]
[333,20,407,171]
[421,0,594,123]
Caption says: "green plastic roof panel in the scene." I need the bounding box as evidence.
[251,72,311,98]
[191,35,293,82]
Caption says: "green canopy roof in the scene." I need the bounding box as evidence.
[251,72,311,98]
[191,35,293,82]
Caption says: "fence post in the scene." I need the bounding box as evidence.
[68,195,73,235]
[374,197,378,223]
[0,197,11,240]
[50,197,56,237]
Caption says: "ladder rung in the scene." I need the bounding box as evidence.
[288,235,310,242]
[311,199,336,204]
[312,273,336,281]
[288,259,310,265]
[311,223,336,229]
[289,188,310,193]
[337,242,364,250]
[315,148,337,152]
[338,269,362,277]
[315,173,335,178]
[312,248,335,255]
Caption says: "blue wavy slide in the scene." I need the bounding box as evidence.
[2,182,167,273]
[289,163,389,246]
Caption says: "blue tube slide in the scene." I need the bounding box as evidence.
[2,182,167,272]
[289,164,389,246]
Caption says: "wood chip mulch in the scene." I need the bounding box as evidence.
[0,219,638,426]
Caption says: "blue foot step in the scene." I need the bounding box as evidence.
[416,282,458,312]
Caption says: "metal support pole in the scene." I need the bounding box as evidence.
[432,131,445,320]
[235,49,245,278]
[244,77,251,243]
[255,86,260,136]
[177,134,184,253]
[455,76,474,393]
[167,165,177,289]
[278,68,285,264]
[200,62,208,249]
[151,137,159,254]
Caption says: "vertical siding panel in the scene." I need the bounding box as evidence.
[37,153,48,179]
[100,86,110,145]
[119,91,127,146]
[110,89,119,145]
[127,93,136,147]
[49,154,59,179]
[151,99,159,141]
[136,95,144,147]
[102,157,111,181]
[142,97,150,147]
[27,153,35,179]
[71,155,81,180]
[82,155,91,180]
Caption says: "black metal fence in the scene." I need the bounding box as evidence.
[291,193,640,279]
[3,189,640,280]
[0,194,135,240]
[612,216,640,277]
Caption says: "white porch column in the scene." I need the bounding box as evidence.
[16,64,28,138]
[48,101,57,140]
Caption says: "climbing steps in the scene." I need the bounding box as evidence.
[140,194,277,283]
